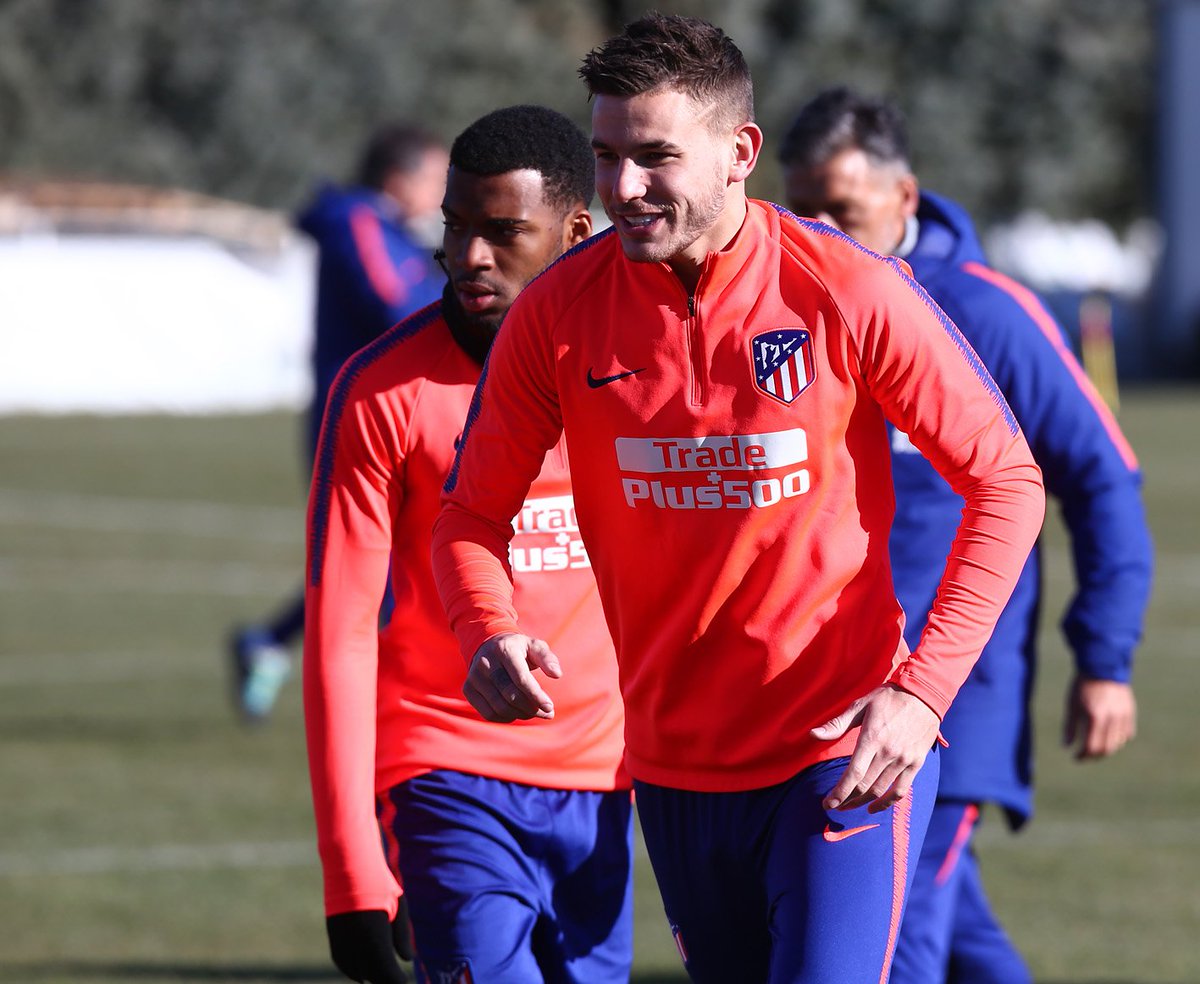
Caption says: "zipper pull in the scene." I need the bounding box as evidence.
[687,294,696,317]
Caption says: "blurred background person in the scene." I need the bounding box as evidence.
[229,121,449,722]
[779,86,1154,984]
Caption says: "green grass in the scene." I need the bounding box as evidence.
[0,389,1197,983]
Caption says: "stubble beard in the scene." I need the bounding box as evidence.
[616,183,728,267]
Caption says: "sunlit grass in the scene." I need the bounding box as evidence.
[0,389,1196,982]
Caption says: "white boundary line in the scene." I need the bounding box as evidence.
[0,650,221,686]
[0,840,314,877]
[0,555,299,595]
[1,819,1193,877]
[0,488,302,544]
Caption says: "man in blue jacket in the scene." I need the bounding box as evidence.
[779,87,1153,983]
[301,121,448,454]
[230,122,448,722]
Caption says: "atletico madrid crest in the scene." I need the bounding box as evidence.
[751,328,816,404]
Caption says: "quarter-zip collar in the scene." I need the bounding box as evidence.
[659,200,769,308]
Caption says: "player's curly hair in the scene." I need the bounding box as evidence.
[449,105,594,213]
[578,13,754,130]
[778,87,911,171]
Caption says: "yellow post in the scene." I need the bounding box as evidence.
[1079,292,1120,412]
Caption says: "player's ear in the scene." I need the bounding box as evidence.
[562,206,593,249]
[898,172,920,219]
[730,121,763,184]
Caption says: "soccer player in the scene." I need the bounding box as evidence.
[231,122,448,721]
[305,105,632,984]
[431,15,1045,984]
[779,87,1153,984]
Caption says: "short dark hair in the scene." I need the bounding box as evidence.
[356,122,445,190]
[778,87,910,170]
[449,104,594,213]
[579,13,754,130]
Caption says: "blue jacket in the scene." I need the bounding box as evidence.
[894,191,1153,825]
[297,183,444,452]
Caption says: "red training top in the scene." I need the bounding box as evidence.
[433,202,1045,794]
[304,303,626,918]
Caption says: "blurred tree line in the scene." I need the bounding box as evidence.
[0,0,1153,227]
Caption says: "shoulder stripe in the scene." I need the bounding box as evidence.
[308,302,443,587]
[442,353,489,494]
[349,204,408,305]
[961,261,1138,470]
[771,204,1019,436]
[525,225,617,289]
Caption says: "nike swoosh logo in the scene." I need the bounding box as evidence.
[822,822,881,843]
[587,367,646,388]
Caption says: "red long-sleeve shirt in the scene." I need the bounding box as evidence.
[304,303,626,918]
[433,202,1045,793]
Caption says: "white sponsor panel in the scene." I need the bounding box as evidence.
[616,429,812,510]
[512,494,579,535]
[509,494,591,572]
[615,429,808,473]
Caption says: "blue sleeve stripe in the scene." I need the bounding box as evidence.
[525,225,616,285]
[960,260,1140,470]
[308,301,442,587]
[771,203,1019,437]
[442,353,489,494]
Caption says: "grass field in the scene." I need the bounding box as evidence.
[0,387,1197,983]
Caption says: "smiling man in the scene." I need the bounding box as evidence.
[432,15,1045,984]
[304,105,632,984]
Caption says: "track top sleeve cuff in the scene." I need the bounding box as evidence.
[457,619,523,664]
[886,667,951,721]
[1075,662,1134,684]
[1070,640,1136,683]
[324,887,401,921]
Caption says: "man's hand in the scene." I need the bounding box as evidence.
[1064,675,1136,760]
[462,632,562,722]
[811,684,941,814]
[326,902,412,983]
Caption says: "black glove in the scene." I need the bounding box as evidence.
[326,900,412,984]
[392,895,414,962]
